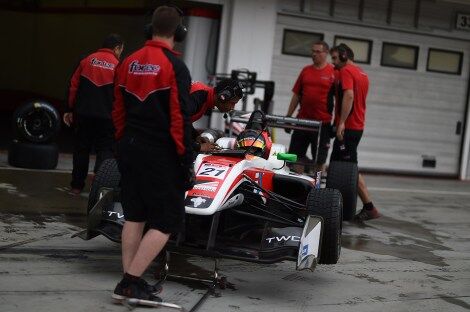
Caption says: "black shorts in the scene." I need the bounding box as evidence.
[117,135,185,234]
[330,129,363,163]
[288,124,332,165]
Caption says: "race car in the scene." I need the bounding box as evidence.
[79,110,357,274]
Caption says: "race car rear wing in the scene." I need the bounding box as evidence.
[227,110,323,168]
[228,110,322,133]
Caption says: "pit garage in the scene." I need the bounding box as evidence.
[272,0,470,179]
[0,1,469,311]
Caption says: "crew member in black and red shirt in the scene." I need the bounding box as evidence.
[64,34,124,195]
[111,6,194,303]
[285,40,335,173]
[330,43,380,221]
[189,79,243,152]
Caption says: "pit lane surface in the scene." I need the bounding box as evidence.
[0,168,469,312]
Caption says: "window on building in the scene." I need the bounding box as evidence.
[282,29,324,57]
[381,42,419,69]
[427,48,463,75]
[334,36,372,64]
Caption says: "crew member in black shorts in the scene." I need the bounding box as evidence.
[330,44,380,221]
[111,6,194,303]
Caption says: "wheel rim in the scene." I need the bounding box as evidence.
[22,110,54,141]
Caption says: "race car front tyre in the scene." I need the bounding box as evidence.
[8,140,58,170]
[12,100,61,144]
[88,158,121,213]
[307,188,342,264]
[326,161,358,221]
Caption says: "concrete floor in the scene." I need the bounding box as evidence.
[0,166,469,312]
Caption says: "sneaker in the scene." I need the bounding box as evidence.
[142,279,163,295]
[112,278,162,302]
[354,206,381,222]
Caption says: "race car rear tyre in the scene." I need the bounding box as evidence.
[307,188,342,264]
[88,158,121,213]
[12,100,61,143]
[8,140,58,170]
[326,161,358,221]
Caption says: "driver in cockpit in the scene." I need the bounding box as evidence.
[235,110,272,159]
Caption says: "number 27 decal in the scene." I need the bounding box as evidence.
[197,164,228,179]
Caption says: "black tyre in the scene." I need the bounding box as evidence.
[307,188,342,264]
[326,161,358,221]
[88,158,121,213]
[8,140,58,170]
[13,100,61,143]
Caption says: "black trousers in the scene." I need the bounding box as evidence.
[71,116,114,190]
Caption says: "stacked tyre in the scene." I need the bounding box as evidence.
[8,101,61,170]
[326,161,359,221]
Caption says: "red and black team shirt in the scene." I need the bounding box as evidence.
[189,81,215,122]
[334,64,369,130]
[292,64,335,122]
[67,48,119,119]
[112,40,193,166]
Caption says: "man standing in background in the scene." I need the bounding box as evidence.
[286,41,335,173]
[64,34,124,195]
[330,43,380,221]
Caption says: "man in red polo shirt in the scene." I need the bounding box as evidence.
[286,41,335,173]
[330,43,380,221]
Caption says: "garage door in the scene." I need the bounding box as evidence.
[271,14,470,176]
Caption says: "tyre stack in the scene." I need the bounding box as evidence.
[8,101,61,170]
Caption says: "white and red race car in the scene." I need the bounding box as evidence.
[79,110,358,274]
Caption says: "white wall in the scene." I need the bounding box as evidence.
[221,0,277,80]
[183,15,219,82]
[208,0,278,129]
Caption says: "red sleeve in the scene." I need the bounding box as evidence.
[292,68,304,95]
[112,63,127,140]
[341,68,354,91]
[67,60,84,110]
[189,82,215,122]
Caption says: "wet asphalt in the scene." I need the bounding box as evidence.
[0,167,469,312]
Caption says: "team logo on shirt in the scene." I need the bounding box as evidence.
[128,60,160,75]
[91,58,115,70]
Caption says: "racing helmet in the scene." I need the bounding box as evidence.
[236,129,271,159]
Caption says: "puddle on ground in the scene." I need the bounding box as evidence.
[366,216,444,244]
[342,215,451,267]
[0,212,86,228]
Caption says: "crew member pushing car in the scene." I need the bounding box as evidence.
[64,34,124,195]
[190,79,243,152]
[111,6,194,303]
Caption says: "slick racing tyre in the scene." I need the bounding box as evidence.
[8,140,58,170]
[307,188,342,264]
[13,100,61,143]
[88,158,121,213]
[326,161,358,221]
